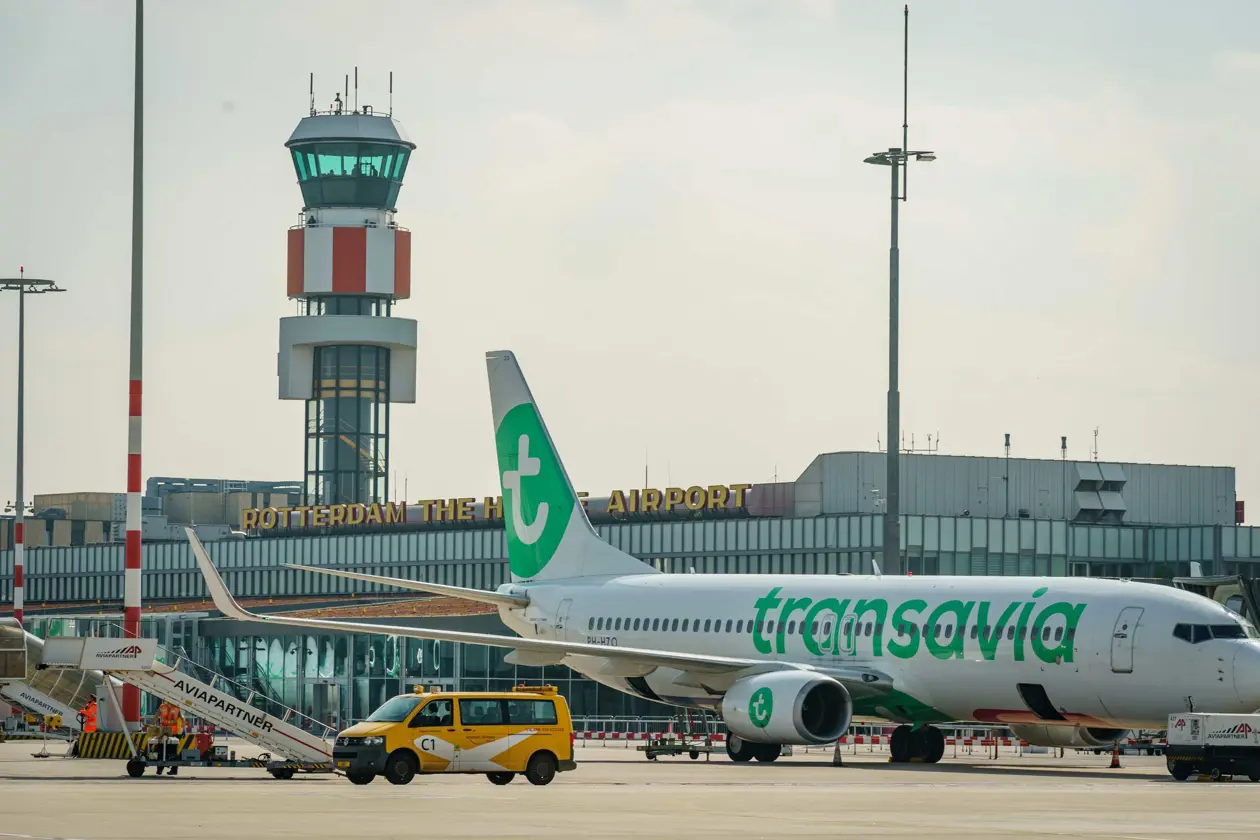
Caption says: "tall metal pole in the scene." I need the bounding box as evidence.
[122,0,145,725]
[883,150,902,575]
[14,283,25,627]
[3,270,64,626]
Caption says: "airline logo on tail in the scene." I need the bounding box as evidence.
[496,403,570,579]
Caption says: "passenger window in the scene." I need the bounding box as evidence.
[1173,623,1191,643]
[970,625,978,640]
[1042,627,1051,641]
[984,625,992,638]
[671,618,679,631]
[934,625,942,639]
[922,624,930,637]
[1054,626,1064,642]
[788,621,796,634]
[875,623,883,636]
[694,619,702,632]
[411,699,453,728]
[596,617,603,631]
[1018,627,1027,640]
[823,622,832,636]
[898,623,907,638]
[459,699,505,726]
[1006,626,1015,641]
[1066,628,1076,642]
[652,618,660,631]
[507,699,558,726]
[767,621,775,634]
[588,617,595,630]
[633,618,641,631]
[704,619,712,632]
[726,620,733,633]
[944,625,953,639]
[865,623,873,637]
[736,620,744,633]
[681,619,689,631]
[614,618,622,631]
[811,621,818,635]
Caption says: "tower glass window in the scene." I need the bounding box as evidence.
[305,344,390,505]
[290,141,410,210]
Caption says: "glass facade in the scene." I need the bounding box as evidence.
[6,516,1260,605]
[305,343,390,505]
[290,141,410,210]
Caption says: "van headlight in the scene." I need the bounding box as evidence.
[361,736,385,746]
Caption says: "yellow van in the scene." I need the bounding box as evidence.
[332,685,576,786]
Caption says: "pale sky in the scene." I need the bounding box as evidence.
[1,0,1258,513]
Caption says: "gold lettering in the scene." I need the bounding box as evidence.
[684,486,706,511]
[434,498,456,522]
[628,488,640,513]
[366,503,383,525]
[291,506,310,526]
[731,483,753,507]
[276,506,293,527]
[663,487,684,511]
[241,508,259,529]
[642,488,662,513]
[456,498,474,521]
[346,503,366,525]
[707,485,730,510]
[577,491,589,510]
[414,500,435,522]
[385,502,407,524]
[328,504,347,527]
[310,505,329,528]
[483,496,503,520]
[259,508,278,529]
[606,490,626,515]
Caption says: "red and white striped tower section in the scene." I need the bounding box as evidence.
[278,95,418,509]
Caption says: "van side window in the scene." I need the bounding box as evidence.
[507,699,558,726]
[411,698,453,728]
[459,699,505,726]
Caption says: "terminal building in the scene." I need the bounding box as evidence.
[2,449,1255,729]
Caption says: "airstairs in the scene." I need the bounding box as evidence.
[2,621,333,765]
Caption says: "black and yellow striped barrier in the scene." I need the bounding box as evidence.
[74,732,196,760]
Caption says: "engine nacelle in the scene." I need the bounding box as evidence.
[1009,724,1130,749]
[721,671,852,745]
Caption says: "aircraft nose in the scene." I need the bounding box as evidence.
[1233,645,1260,711]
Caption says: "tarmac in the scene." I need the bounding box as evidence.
[3,739,1260,839]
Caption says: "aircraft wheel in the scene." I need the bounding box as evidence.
[923,727,946,764]
[726,735,755,763]
[889,725,913,763]
[754,743,781,763]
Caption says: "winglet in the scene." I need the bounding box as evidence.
[187,527,253,621]
[872,559,883,579]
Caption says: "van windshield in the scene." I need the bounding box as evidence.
[366,696,423,723]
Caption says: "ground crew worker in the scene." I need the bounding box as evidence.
[82,699,97,734]
[156,701,184,775]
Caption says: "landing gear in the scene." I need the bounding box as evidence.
[889,725,945,764]
[726,735,781,763]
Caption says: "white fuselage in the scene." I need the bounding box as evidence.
[498,574,1260,729]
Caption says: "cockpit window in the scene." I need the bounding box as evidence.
[1174,621,1258,644]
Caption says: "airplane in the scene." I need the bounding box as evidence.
[188,349,1260,765]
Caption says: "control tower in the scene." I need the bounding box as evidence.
[278,87,418,506]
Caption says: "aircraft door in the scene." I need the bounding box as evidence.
[1110,606,1144,674]
[839,614,858,657]
[554,599,573,641]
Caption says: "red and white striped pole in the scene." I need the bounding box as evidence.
[122,0,145,725]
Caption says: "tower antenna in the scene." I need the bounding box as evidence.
[309,72,315,116]
[901,4,910,201]
[354,66,358,113]
[389,71,394,116]
[344,74,349,110]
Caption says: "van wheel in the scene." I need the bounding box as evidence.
[346,771,375,785]
[487,772,515,785]
[525,751,557,786]
[384,750,418,786]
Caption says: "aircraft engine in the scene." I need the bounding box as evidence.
[721,671,852,745]
[1008,724,1130,749]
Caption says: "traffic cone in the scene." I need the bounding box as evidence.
[832,741,844,766]
[1109,744,1121,769]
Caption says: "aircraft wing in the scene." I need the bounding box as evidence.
[282,564,529,608]
[189,530,894,694]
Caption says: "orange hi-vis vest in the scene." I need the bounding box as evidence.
[82,702,97,734]
[159,703,184,733]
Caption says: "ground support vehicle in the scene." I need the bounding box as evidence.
[1165,713,1260,781]
[333,684,577,787]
